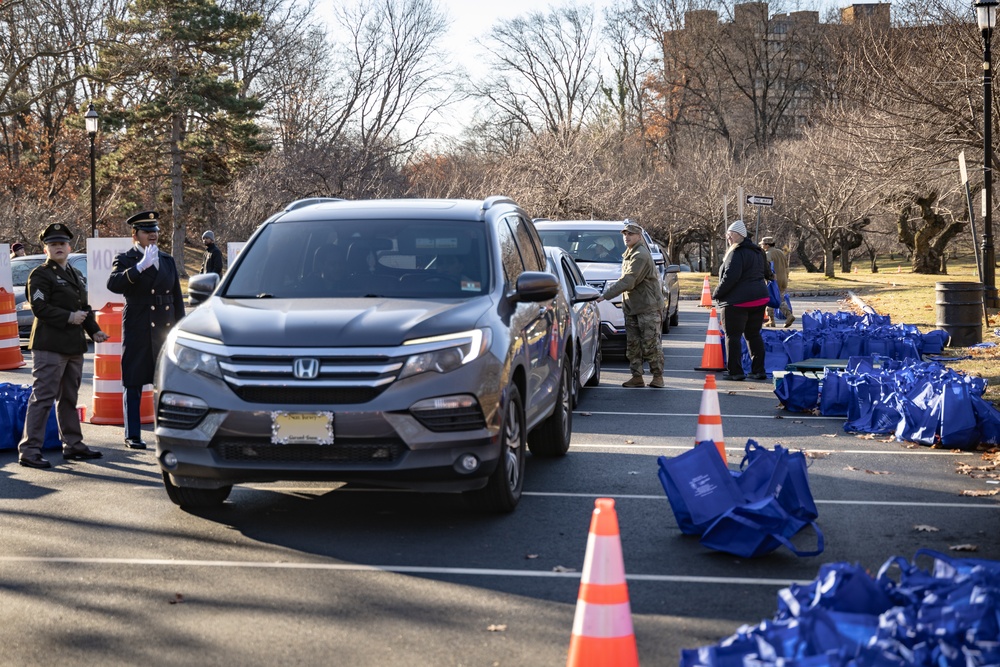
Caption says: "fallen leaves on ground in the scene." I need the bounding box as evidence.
[625,439,634,444]
[580,412,592,417]
[857,433,878,440]
[822,433,838,438]
[487,624,508,632]
[804,451,830,459]
[525,554,538,559]
[169,593,184,604]
[913,525,939,532]
[845,465,891,475]
[552,565,576,573]
[960,488,1000,497]
[949,544,979,552]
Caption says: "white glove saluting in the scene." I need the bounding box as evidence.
[135,244,158,272]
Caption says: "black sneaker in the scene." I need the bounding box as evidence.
[721,373,746,381]
[749,372,768,380]
[124,438,148,450]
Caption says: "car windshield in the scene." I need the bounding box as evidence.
[536,230,624,264]
[224,219,490,299]
[11,258,44,286]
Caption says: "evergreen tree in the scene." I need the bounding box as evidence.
[100,0,267,271]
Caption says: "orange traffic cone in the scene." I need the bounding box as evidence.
[695,374,726,461]
[0,287,25,370]
[694,307,726,372]
[90,303,154,425]
[699,276,712,307]
[567,498,638,667]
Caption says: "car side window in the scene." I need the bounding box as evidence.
[498,217,525,286]
[506,215,544,272]
[563,256,587,289]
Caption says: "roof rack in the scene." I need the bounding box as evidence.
[481,195,516,211]
[283,197,343,212]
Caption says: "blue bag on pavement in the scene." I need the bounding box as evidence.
[939,379,980,449]
[774,373,819,412]
[657,441,741,536]
[698,496,824,558]
[818,370,850,417]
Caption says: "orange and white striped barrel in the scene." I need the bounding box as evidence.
[90,303,153,425]
[0,287,25,369]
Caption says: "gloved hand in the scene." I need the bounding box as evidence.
[135,244,157,272]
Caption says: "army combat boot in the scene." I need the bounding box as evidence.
[622,374,645,388]
[648,373,665,388]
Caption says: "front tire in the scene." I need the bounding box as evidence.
[162,472,232,509]
[670,308,679,327]
[527,357,573,457]
[465,385,526,512]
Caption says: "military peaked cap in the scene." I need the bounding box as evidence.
[127,210,160,232]
[39,223,73,244]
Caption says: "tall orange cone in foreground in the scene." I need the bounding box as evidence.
[694,307,726,372]
[699,276,712,307]
[0,287,25,369]
[695,374,726,461]
[567,498,638,667]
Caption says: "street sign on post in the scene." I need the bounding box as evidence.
[746,195,774,206]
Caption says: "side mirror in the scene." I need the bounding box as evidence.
[573,284,601,303]
[187,272,220,305]
[512,271,559,303]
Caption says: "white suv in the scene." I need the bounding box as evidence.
[534,220,680,357]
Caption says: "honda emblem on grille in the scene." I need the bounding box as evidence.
[293,358,321,379]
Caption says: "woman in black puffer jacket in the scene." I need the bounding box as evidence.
[712,220,772,381]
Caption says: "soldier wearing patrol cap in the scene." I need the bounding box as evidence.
[596,220,665,388]
[17,223,109,469]
[107,210,185,449]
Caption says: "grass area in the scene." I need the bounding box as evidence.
[677,259,1000,403]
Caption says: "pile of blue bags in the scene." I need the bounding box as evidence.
[0,382,60,450]
[775,355,1000,449]
[681,549,1000,665]
[738,310,951,377]
[657,439,824,558]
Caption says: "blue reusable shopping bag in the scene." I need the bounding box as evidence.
[657,441,742,536]
[698,496,824,558]
[818,370,850,417]
[774,373,819,412]
[939,379,979,449]
[766,280,781,308]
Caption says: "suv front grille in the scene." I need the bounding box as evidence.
[232,386,384,404]
[217,439,404,463]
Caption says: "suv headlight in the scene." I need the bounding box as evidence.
[167,339,222,378]
[399,328,492,380]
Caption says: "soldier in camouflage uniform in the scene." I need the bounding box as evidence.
[597,222,665,388]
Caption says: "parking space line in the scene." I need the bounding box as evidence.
[0,555,806,586]
[576,410,843,419]
[567,444,975,455]
[522,492,997,509]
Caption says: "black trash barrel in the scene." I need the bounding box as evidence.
[935,282,984,347]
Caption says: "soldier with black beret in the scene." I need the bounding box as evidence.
[107,211,185,449]
[17,223,109,469]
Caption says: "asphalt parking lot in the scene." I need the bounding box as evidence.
[0,295,996,664]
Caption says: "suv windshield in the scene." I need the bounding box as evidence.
[225,219,490,299]
[536,230,624,264]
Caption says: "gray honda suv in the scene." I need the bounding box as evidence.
[155,196,573,512]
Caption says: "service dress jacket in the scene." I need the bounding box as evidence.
[27,260,101,354]
[106,246,185,387]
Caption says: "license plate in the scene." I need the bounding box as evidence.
[271,411,334,445]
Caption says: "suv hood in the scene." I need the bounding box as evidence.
[180,297,492,347]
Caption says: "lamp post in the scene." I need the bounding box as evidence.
[977,0,999,309]
[84,103,99,238]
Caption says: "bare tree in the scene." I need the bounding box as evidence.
[472,3,601,143]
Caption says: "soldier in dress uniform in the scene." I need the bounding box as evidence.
[17,223,109,469]
[107,211,185,449]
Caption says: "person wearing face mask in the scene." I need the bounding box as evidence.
[106,211,185,449]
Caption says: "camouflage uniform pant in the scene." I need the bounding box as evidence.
[625,311,664,376]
